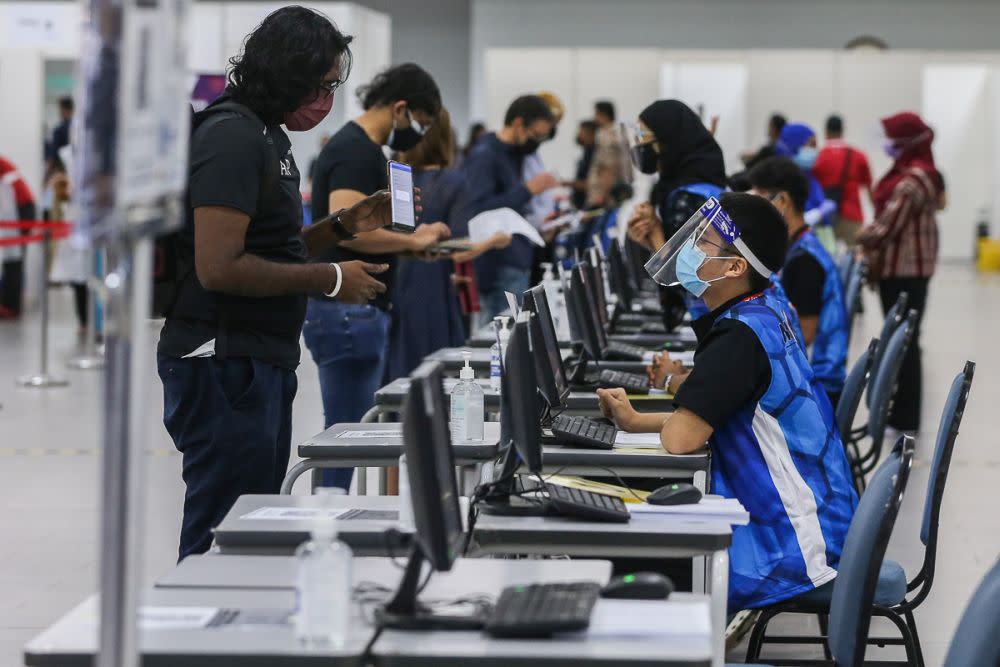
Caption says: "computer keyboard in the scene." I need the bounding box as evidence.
[604,340,647,361]
[484,581,603,638]
[545,483,630,523]
[551,414,617,450]
[598,369,650,394]
[639,321,667,334]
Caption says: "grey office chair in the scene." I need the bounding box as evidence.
[743,437,915,666]
[842,259,867,346]
[836,338,878,442]
[865,292,907,412]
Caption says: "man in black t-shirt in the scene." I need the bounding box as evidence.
[158,8,394,560]
[308,64,450,490]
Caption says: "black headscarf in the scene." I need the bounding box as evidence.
[639,99,727,198]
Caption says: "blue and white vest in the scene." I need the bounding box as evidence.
[710,293,857,610]
[766,277,806,351]
[783,229,848,395]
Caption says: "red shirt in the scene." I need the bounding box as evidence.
[812,140,872,223]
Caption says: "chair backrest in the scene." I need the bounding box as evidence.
[921,360,975,545]
[836,338,878,437]
[838,252,855,289]
[868,293,907,403]
[942,558,1000,667]
[828,436,914,667]
[843,260,866,334]
[866,311,916,452]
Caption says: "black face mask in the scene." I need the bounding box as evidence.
[387,111,425,152]
[631,143,659,174]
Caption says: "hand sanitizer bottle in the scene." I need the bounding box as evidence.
[451,350,485,443]
[295,510,352,646]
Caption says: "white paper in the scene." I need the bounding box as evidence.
[613,432,664,448]
[641,350,695,366]
[139,606,218,631]
[241,507,350,521]
[336,430,403,439]
[583,598,710,638]
[468,208,545,247]
[628,498,750,524]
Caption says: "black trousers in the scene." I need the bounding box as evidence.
[158,353,297,560]
[878,276,930,432]
[1,259,23,313]
[72,283,88,328]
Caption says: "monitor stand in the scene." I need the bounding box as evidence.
[477,442,551,518]
[377,543,487,631]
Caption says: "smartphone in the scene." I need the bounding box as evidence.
[387,160,416,233]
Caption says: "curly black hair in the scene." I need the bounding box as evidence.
[227,6,353,124]
[356,63,441,115]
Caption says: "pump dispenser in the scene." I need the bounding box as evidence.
[450,349,485,443]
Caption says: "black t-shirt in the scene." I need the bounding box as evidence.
[158,102,307,370]
[783,232,826,317]
[672,292,772,429]
[311,121,393,310]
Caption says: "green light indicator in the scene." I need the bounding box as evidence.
[623,574,636,583]
[671,484,678,490]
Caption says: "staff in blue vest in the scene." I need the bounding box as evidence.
[597,193,857,623]
[624,100,727,328]
[747,157,848,406]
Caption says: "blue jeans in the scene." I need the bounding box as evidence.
[158,353,297,560]
[302,299,390,490]
[479,265,531,321]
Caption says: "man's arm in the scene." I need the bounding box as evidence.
[194,206,335,297]
[462,151,532,216]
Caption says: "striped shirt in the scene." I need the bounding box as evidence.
[859,167,939,278]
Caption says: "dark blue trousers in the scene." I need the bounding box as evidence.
[158,353,297,560]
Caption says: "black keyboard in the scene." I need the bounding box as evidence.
[639,321,667,334]
[545,483,630,523]
[604,340,647,361]
[485,582,602,638]
[551,414,617,450]
[598,369,650,394]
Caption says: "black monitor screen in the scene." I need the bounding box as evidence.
[402,361,463,571]
[587,248,610,329]
[523,286,569,409]
[570,264,606,360]
[558,264,583,345]
[608,240,633,310]
[577,263,608,352]
[503,313,544,474]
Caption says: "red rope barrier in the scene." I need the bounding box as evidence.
[0,221,72,247]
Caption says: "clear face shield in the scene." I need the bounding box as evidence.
[622,122,657,175]
[643,197,774,294]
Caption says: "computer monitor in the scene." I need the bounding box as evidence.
[585,248,610,329]
[557,263,583,346]
[567,265,604,362]
[608,240,634,311]
[574,263,609,354]
[504,312,544,474]
[624,237,648,291]
[522,286,569,410]
[381,360,464,627]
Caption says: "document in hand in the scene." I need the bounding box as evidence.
[467,208,545,247]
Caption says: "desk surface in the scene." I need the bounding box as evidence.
[540,444,709,478]
[28,558,712,667]
[298,422,500,463]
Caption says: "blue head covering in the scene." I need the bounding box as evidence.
[775,123,816,157]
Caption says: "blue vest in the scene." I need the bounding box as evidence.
[667,183,724,320]
[783,229,848,394]
[766,277,806,351]
[710,294,857,610]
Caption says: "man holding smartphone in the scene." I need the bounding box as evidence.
[158,8,395,560]
[309,63,449,490]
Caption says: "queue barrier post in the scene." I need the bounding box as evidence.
[17,227,69,388]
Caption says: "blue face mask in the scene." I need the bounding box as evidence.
[794,146,818,170]
[676,239,728,297]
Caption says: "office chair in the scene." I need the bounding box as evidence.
[842,259,867,345]
[837,251,854,290]
[851,310,916,493]
[941,557,1000,667]
[835,338,878,449]
[742,437,915,666]
[865,292,908,408]
[746,361,974,665]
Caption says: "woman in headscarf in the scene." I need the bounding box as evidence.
[857,112,943,433]
[626,99,727,328]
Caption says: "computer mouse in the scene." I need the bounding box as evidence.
[601,572,674,600]
[646,482,703,506]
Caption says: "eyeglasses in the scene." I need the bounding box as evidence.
[318,78,345,97]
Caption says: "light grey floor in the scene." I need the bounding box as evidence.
[0,264,997,666]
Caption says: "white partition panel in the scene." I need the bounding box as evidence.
[484,48,576,176]
[747,51,836,151]
[922,64,992,261]
[575,48,661,125]
[660,62,748,175]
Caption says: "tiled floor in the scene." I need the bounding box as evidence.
[1,264,998,666]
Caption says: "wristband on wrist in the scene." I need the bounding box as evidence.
[330,210,356,241]
[324,263,344,298]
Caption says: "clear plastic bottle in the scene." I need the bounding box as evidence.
[295,503,353,646]
[451,350,485,443]
[490,316,511,392]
